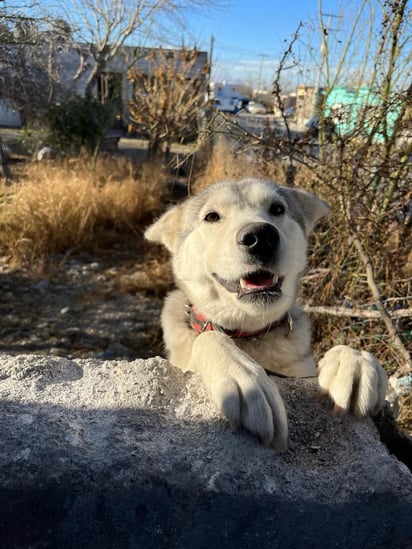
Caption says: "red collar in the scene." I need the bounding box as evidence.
[187,304,293,339]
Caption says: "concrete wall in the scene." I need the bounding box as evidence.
[1,354,411,548]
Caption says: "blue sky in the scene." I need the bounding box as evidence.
[184,0,346,86]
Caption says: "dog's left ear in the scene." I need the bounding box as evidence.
[145,203,184,253]
[281,187,330,235]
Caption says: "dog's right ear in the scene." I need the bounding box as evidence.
[145,204,184,253]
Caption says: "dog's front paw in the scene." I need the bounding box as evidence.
[207,362,288,451]
[318,345,387,416]
[191,332,288,451]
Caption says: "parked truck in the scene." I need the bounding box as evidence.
[210,82,249,114]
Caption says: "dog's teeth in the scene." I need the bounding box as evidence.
[239,279,247,288]
[272,274,279,284]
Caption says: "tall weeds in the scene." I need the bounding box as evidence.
[0,156,166,266]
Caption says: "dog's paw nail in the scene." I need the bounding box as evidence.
[270,437,288,453]
[333,403,346,416]
[317,391,329,403]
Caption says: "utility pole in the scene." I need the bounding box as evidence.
[207,34,214,101]
[257,53,269,96]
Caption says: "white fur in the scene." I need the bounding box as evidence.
[146,178,387,450]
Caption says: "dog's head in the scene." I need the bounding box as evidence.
[146,178,329,330]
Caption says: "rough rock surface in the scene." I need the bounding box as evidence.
[1,354,411,548]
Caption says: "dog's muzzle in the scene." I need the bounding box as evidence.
[212,223,283,302]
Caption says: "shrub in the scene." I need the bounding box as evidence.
[42,95,113,155]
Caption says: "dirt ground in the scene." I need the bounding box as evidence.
[0,243,165,361]
[0,132,186,361]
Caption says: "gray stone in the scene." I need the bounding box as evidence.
[0,353,411,548]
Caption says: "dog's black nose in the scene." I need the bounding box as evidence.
[237,223,279,260]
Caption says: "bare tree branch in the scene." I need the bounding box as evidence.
[302,304,412,320]
[350,231,412,376]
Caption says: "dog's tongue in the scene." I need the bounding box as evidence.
[241,273,274,289]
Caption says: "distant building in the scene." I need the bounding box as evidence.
[295,86,318,123]
[273,86,319,121]
[324,86,400,140]
[0,41,209,127]
[277,84,401,140]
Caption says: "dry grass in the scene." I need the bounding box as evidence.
[300,183,411,378]
[192,138,286,194]
[398,393,412,433]
[0,156,167,266]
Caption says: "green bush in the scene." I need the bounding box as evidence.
[42,95,113,154]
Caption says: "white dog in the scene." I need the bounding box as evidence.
[145,178,387,451]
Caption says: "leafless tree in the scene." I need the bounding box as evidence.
[0,1,77,123]
[128,47,209,157]
[0,1,53,178]
[1,0,218,113]
[0,0,218,176]
[41,0,218,97]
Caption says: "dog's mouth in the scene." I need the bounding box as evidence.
[213,270,283,299]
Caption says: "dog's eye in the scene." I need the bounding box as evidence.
[204,211,220,222]
[269,203,285,216]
